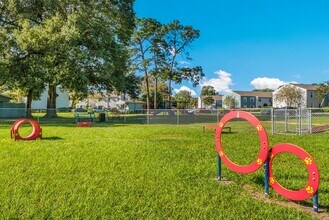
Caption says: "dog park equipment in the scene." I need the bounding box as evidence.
[215,110,320,212]
[77,121,92,127]
[74,113,95,123]
[10,118,42,141]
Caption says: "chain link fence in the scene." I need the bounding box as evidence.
[1,107,329,134]
[271,108,312,134]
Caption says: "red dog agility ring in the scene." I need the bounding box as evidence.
[215,111,269,174]
[268,143,320,201]
[10,119,42,141]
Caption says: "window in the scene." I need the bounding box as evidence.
[250,105,254,108]
[250,97,254,102]
[243,97,247,102]
[269,98,272,103]
[310,92,313,98]
[258,98,262,102]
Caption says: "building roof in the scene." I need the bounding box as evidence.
[125,101,146,104]
[233,91,273,98]
[292,84,319,91]
[200,95,223,101]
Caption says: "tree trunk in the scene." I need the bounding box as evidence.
[45,84,58,118]
[154,77,157,109]
[145,76,150,114]
[71,96,76,109]
[168,79,172,109]
[25,89,33,118]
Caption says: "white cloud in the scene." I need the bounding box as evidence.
[200,70,233,93]
[173,86,197,97]
[250,77,297,90]
[180,61,190,66]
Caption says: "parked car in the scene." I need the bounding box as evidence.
[261,109,271,115]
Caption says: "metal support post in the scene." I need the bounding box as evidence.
[264,159,269,196]
[217,154,221,181]
[313,191,319,212]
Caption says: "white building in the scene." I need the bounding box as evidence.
[197,95,223,109]
[31,85,69,109]
[273,84,322,108]
[222,91,272,109]
[76,93,132,110]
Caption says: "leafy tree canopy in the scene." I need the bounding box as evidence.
[201,86,218,95]
[274,85,304,108]
[0,0,136,116]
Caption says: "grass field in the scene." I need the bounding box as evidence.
[1,119,329,219]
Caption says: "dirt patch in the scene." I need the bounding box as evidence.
[242,184,329,219]
[212,177,234,184]
[312,125,329,133]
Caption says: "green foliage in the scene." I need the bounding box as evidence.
[203,96,215,107]
[223,95,238,109]
[131,18,166,110]
[162,20,204,96]
[274,85,304,107]
[174,90,192,109]
[252,88,274,92]
[317,81,329,107]
[0,0,136,114]
[201,86,218,95]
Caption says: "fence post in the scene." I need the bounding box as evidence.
[124,111,126,123]
[147,109,150,125]
[177,109,179,125]
[285,108,288,133]
[37,109,40,123]
[217,109,219,123]
[309,109,312,133]
[299,108,302,135]
[271,108,274,134]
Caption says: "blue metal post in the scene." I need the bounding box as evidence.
[313,191,318,212]
[217,154,221,181]
[264,159,269,196]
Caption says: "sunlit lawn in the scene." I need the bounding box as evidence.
[0,119,328,219]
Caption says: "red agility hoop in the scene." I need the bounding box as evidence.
[215,111,269,174]
[268,143,320,201]
[10,119,42,141]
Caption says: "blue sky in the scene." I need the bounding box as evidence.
[134,0,329,96]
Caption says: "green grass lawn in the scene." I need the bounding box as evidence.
[0,119,328,219]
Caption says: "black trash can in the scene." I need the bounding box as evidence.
[99,113,106,122]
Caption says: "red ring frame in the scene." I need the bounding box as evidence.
[215,111,269,174]
[268,143,320,201]
[11,119,42,141]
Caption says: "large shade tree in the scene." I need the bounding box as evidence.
[201,85,218,96]
[162,20,204,108]
[131,18,166,111]
[0,0,136,117]
[173,90,192,109]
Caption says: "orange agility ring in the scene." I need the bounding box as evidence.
[10,119,42,141]
[215,111,269,174]
[268,143,320,201]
